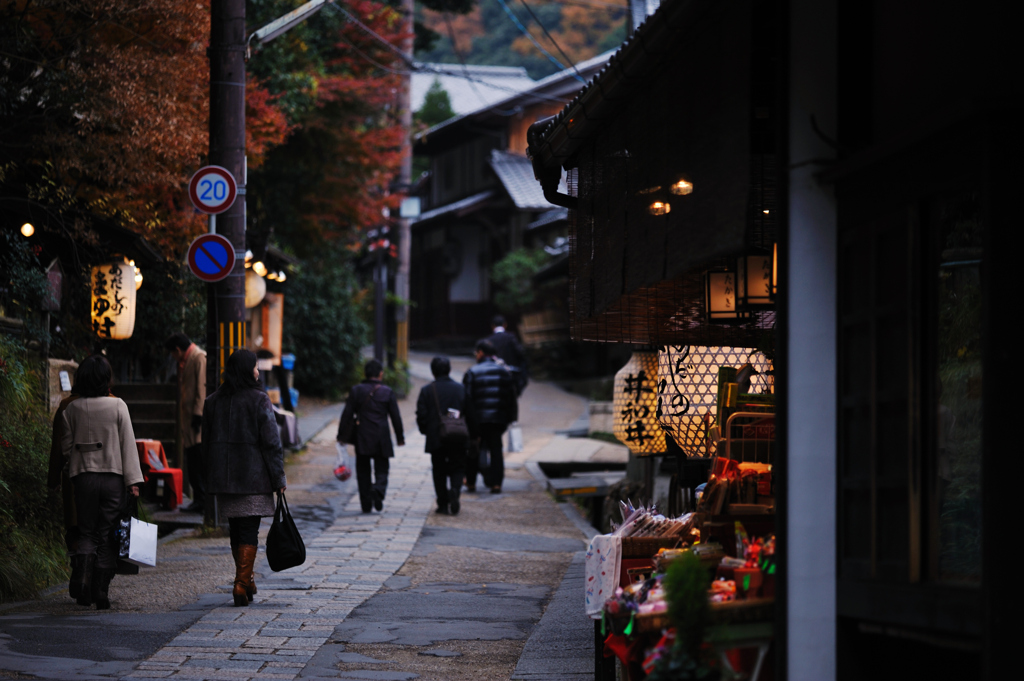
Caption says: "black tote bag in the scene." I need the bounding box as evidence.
[266,491,305,572]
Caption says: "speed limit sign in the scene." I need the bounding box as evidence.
[188,165,238,214]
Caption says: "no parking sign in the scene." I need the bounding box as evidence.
[187,234,236,283]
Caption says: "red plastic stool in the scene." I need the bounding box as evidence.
[135,439,183,510]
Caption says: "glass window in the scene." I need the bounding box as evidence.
[931,192,983,583]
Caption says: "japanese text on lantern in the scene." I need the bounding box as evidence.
[657,345,694,419]
[90,262,136,340]
[622,370,654,446]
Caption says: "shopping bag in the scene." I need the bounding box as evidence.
[125,517,158,566]
[116,495,157,567]
[507,423,524,453]
[266,491,306,572]
[334,442,352,481]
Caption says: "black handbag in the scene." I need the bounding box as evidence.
[266,491,306,572]
[433,384,469,447]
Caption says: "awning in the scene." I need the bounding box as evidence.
[412,190,496,225]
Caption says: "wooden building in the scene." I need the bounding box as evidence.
[526,0,1018,677]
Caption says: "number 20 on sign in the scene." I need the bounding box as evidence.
[188,165,238,215]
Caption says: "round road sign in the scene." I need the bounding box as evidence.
[188,165,238,214]
[187,234,237,283]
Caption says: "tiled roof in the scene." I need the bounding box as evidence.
[412,64,536,117]
[528,0,699,170]
[415,50,617,142]
[488,150,553,211]
[412,190,496,225]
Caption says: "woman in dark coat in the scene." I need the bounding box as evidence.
[202,349,287,607]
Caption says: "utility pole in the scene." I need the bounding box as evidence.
[394,0,414,368]
[206,0,247,396]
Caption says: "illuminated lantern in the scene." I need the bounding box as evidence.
[612,350,667,455]
[656,345,773,455]
[90,262,136,339]
[705,268,749,322]
[245,269,267,308]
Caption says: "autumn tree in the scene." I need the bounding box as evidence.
[0,0,288,256]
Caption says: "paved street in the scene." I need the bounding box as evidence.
[0,352,614,680]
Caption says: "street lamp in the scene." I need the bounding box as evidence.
[20,223,34,237]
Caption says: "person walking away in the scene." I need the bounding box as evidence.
[337,360,405,513]
[47,388,82,599]
[486,315,528,396]
[202,349,287,607]
[165,333,207,513]
[416,356,474,515]
[58,355,144,609]
[463,340,518,494]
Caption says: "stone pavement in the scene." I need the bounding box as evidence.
[125,434,435,681]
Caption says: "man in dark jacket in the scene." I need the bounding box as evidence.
[337,360,405,513]
[463,340,518,493]
[486,315,528,395]
[416,356,473,515]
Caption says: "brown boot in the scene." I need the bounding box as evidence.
[233,544,257,607]
[231,545,256,602]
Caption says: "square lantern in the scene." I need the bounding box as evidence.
[736,250,775,309]
[657,345,773,456]
[612,350,667,456]
[90,262,136,339]
[705,268,749,323]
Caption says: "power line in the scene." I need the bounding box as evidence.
[442,10,491,108]
[491,0,583,81]
[515,0,583,83]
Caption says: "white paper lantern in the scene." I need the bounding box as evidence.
[90,262,136,339]
[656,345,773,455]
[245,269,267,308]
[612,350,667,455]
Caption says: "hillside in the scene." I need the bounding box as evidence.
[416,0,628,79]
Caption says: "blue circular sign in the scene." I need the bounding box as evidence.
[187,234,236,283]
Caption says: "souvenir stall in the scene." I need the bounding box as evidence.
[586,342,776,681]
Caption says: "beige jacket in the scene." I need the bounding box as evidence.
[179,345,207,448]
[60,396,145,486]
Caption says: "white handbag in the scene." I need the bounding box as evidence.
[507,423,524,453]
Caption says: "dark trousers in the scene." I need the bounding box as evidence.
[430,449,464,508]
[467,423,505,489]
[185,444,205,507]
[229,516,260,547]
[356,455,389,511]
[72,473,125,569]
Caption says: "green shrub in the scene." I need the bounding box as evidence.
[491,248,549,315]
[283,250,369,399]
[0,334,68,601]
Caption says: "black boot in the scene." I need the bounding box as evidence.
[68,555,84,599]
[75,555,96,607]
[92,567,114,610]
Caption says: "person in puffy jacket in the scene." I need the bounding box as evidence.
[462,340,518,494]
[202,349,287,607]
[59,354,144,609]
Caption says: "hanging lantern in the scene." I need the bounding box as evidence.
[245,269,267,308]
[612,350,667,456]
[705,267,749,323]
[90,262,136,339]
[656,345,773,455]
[736,251,774,309]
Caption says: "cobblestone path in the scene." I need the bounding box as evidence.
[124,451,434,681]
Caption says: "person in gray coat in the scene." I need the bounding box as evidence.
[202,349,287,607]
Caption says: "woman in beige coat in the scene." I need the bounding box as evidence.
[60,355,144,609]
